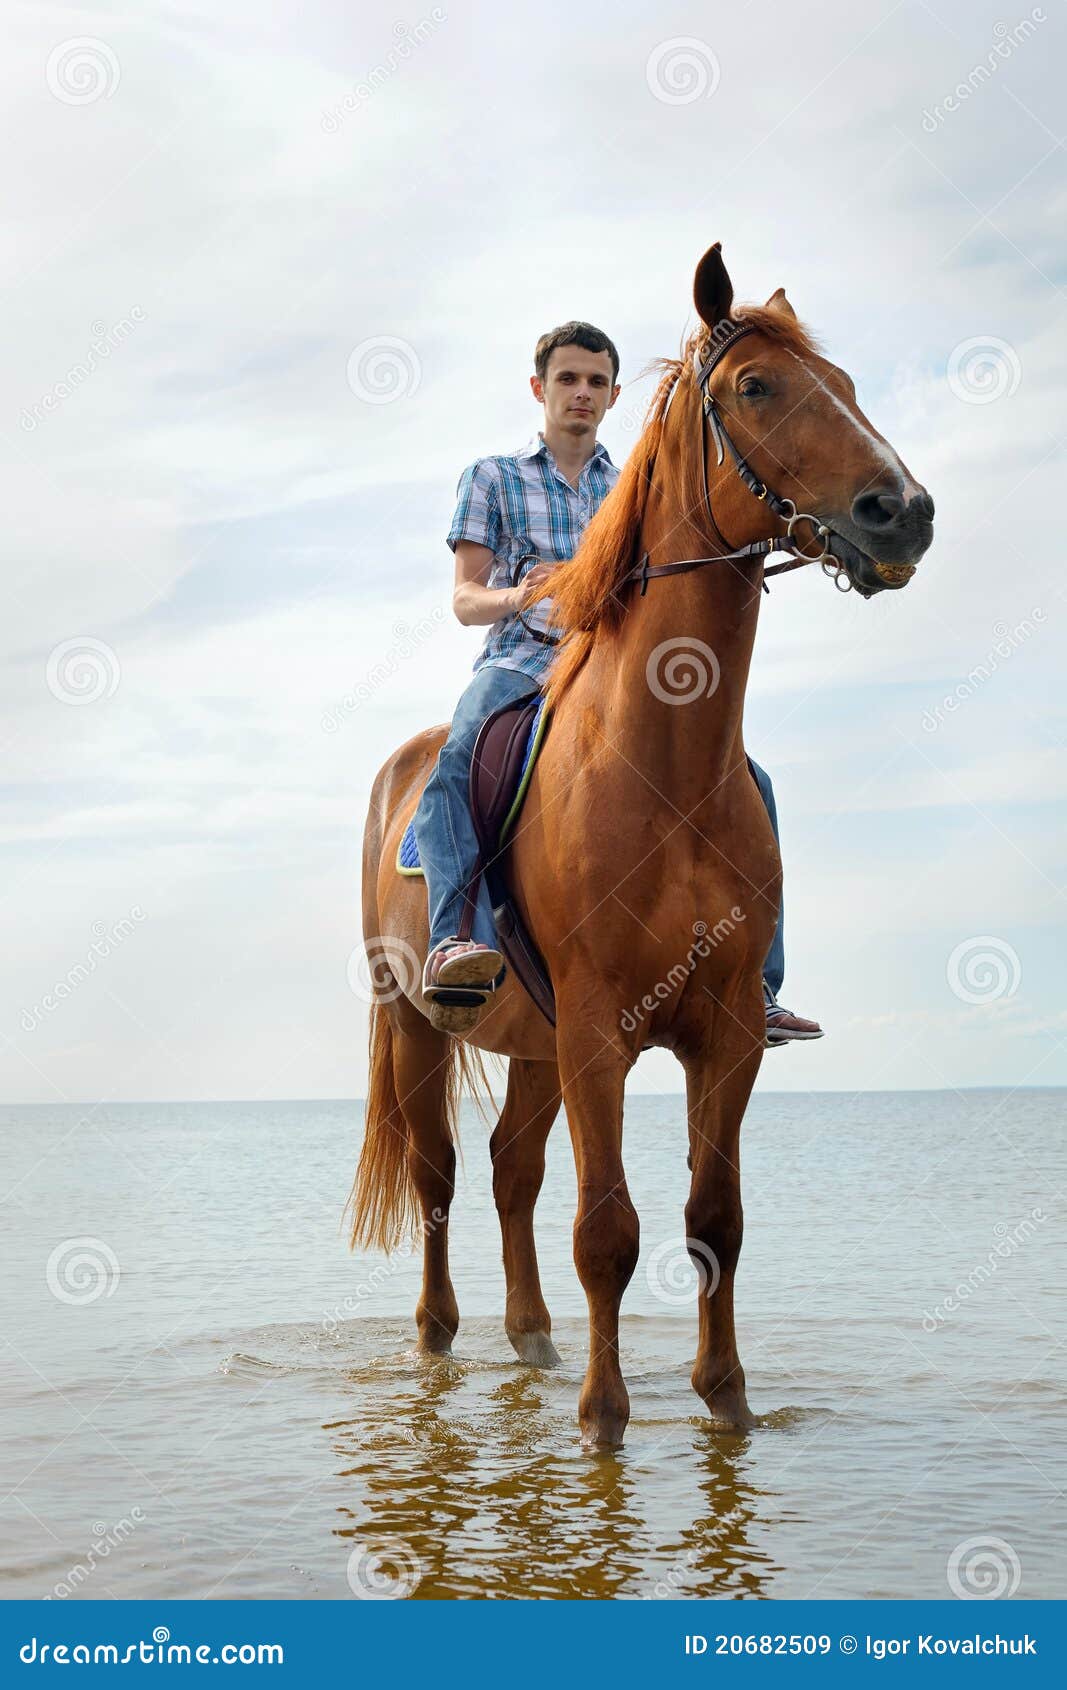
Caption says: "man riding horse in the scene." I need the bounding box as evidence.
[412,321,822,1047]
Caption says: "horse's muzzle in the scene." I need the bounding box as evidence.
[828,487,935,596]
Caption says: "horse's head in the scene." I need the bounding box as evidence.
[692,243,934,596]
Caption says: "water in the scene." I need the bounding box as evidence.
[1,1090,1063,1601]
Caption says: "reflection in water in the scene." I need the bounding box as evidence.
[327,1324,785,1599]
[6,1092,1064,1600]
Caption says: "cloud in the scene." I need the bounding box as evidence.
[1,0,1064,1101]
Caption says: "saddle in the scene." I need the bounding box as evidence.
[396,695,556,1025]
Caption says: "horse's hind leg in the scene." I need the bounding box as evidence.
[392,1011,461,1355]
[490,1057,562,1367]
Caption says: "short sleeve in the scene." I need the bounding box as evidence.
[447,459,502,554]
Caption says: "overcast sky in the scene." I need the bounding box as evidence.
[1,0,1064,1105]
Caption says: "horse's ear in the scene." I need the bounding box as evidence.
[764,286,797,322]
[693,243,733,329]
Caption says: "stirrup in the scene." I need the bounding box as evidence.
[421,939,504,1002]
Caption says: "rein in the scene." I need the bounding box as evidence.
[621,320,854,598]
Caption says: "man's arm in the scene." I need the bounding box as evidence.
[452,543,553,627]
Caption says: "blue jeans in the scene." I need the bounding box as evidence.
[749,757,785,999]
[413,663,543,954]
[413,663,787,991]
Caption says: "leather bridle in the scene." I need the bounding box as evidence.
[620,319,856,599]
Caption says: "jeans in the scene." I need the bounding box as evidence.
[748,757,785,999]
[413,663,542,954]
[413,662,787,993]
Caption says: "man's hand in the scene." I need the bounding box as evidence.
[516,561,555,604]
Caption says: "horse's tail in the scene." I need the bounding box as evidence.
[346,1001,418,1253]
[346,1003,498,1253]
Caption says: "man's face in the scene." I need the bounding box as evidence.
[531,346,619,436]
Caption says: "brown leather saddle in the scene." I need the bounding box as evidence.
[454,693,556,1025]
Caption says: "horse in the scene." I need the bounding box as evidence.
[347,241,934,1448]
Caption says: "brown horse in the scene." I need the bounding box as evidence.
[347,242,934,1448]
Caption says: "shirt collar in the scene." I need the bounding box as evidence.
[517,432,616,471]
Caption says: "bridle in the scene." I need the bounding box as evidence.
[620,319,856,599]
[512,318,860,651]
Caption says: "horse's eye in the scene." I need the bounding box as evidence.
[738,378,767,399]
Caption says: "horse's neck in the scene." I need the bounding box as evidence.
[582,492,763,809]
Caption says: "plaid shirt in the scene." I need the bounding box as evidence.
[446,432,619,683]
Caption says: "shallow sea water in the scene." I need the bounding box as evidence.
[1,1089,1063,1600]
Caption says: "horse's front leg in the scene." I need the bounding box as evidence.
[557,1032,638,1448]
[682,994,764,1430]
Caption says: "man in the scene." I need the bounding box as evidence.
[413,321,822,1047]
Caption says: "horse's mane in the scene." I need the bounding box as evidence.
[533,304,823,709]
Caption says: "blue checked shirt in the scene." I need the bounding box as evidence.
[446,432,619,683]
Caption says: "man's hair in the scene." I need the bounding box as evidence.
[534,321,619,385]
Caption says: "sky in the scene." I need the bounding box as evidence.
[1,0,1064,1104]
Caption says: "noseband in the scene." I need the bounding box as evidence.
[622,320,855,597]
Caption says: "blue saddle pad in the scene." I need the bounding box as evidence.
[398,696,546,875]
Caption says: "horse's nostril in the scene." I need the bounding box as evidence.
[852,490,905,530]
[911,489,935,521]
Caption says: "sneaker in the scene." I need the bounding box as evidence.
[764,986,824,1047]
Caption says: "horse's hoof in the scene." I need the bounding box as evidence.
[579,1418,628,1451]
[578,1393,629,1449]
[701,1391,756,1432]
[508,1329,561,1368]
[416,1338,454,1358]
